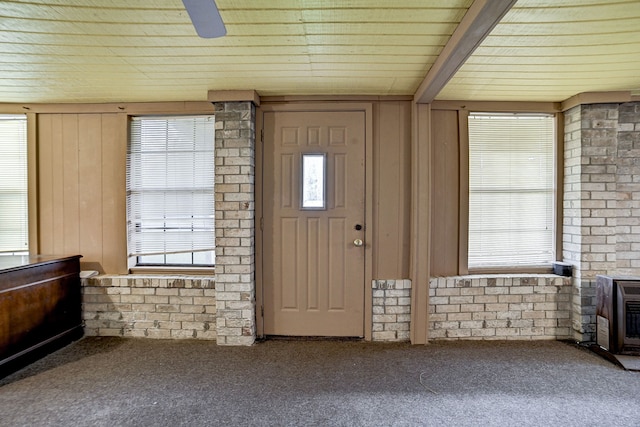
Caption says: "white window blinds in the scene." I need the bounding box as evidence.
[127,115,215,266]
[0,115,28,254]
[468,113,555,267]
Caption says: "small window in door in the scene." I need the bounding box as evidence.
[301,153,326,210]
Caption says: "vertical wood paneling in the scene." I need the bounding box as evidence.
[50,114,65,254]
[37,114,53,255]
[78,114,104,269]
[430,109,460,276]
[410,103,431,344]
[373,101,411,279]
[100,113,127,274]
[457,110,469,275]
[62,115,80,254]
[38,112,127,273]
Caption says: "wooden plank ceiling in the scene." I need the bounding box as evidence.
[438,0,640,101]
[0,0,639,103]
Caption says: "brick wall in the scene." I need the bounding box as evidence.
[562,105,613,341]
[372,279,411,341]
[83,276,216,339]
[562,105,588,340]
[213,101,257,345]
[562,102,640,342]
[616,103,640,273]
[82,100,259,345]
[566,104,618,277]
[428,275,572,340]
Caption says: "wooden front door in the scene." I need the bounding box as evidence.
[262,110,366,336]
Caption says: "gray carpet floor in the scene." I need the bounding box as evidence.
[1,337,639,426]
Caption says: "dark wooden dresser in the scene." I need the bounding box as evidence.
[0,255,83,377]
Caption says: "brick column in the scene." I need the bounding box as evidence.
[214,101,256,345]
[563,104,619,342]
[616,103,640,274]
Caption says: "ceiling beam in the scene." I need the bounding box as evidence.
[413,0,517,104]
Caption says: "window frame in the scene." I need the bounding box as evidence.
[458,109,563,275]
[0,114,30,257]
[126,114,216,272]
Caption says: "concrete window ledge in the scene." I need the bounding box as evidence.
[428,275,571,341]
[82,274,215,289]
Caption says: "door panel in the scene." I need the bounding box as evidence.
[263,110,365,336]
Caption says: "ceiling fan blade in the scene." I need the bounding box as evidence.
[182,0,226,38]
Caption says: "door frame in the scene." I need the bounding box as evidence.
[256,102,374,340]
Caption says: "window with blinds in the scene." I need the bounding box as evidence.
[468,112,555,267]
[0,115,28,256]
[127,115,215,267]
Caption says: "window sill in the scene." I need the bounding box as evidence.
[467,264,553,275]
[129,266,215,276]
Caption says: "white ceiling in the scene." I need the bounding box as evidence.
[0,0,639,104]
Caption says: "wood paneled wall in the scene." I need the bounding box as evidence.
[37,113,128,273]
[31,101,411,277]
[30,102,215,274]
[428,102,561,276]
[430,109,461,277]
[372,101,412,279]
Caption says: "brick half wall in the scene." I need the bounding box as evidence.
[82,276,216,339]
[429,275,572,340]
[372,279,411,341]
